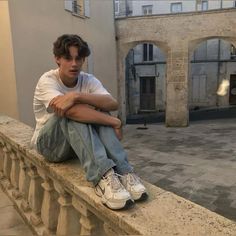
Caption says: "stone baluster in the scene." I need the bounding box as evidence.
[54,181,80,235]
[19,156,30,212]
[72,195,102,235]
[28,164,43,226]
[0,139,4,178]
[10,149,21,199]
[3,143,12,188]
[38,168,59,235]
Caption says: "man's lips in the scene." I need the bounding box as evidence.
[69,69,79,73]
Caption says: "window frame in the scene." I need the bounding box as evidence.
[231,45,236,59]
[143,43,154,62]
[115,0,120,14]
[170,2,182,13]
[201,0,208,11]
[64,0,90,18]
[142,5,153,15]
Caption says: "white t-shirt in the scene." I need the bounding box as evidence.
[31,69,110,148]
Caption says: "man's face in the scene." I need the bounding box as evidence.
[55,46,84,86]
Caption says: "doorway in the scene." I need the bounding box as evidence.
[140,76,156,111]
[229,75,236,105]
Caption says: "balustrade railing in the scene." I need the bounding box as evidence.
[0,116,140,235]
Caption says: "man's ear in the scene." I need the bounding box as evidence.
[55,56,60,66]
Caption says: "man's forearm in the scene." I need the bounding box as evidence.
[74,93,118,111]
[65,104,121,128]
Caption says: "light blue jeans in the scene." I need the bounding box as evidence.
[36,116,133,185]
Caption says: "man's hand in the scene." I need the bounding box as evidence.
[113,118,123,140]
[114,126,123,140]
[49,92,76,116]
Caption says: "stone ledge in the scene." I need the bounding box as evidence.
[0,115,236,235]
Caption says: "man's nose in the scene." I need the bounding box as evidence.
[72,59,77,66]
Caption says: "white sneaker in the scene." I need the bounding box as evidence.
[95,169,134,210]
[120,173,148,201]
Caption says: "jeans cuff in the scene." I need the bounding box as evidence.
[93,163,116,186]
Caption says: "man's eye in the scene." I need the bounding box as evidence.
[64,56,71,60]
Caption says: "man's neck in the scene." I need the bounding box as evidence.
[59,71,78,88]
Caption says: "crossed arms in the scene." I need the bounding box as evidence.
[49,92,122,139]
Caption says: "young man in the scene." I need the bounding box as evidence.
[31,34,148,210]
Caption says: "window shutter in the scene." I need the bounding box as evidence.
[143,44,148,61]
[84,0,90,17]
[65,0,73,11]
[192,76,199,101]
[199,75,207,100]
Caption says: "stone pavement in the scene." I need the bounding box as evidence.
[123,118,236,222]
[0,187,34,235]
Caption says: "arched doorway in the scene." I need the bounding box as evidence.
[125,42,167,119]
[189,38,236,112]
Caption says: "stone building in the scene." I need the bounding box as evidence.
[115,0,236,17]
[115,0,236,118]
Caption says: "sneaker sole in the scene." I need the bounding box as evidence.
[133,192,148,202]
[95,187,134,210]
[104,198,134,210]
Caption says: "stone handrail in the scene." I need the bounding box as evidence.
[0,115,236,235]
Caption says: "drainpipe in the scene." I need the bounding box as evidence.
[216,39,221,107]
[125,0,128,16]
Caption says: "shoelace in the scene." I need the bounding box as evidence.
[104,173,124,192]
[126,173,140,186]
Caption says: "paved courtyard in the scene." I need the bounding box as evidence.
[0,188,33,235]
[123,118,236,222]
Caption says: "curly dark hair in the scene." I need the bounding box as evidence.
[53,34,90,58]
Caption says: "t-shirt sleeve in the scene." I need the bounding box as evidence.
[35,76,63,113]
[88,75,110,95]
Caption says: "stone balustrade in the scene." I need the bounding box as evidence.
[0,115,236,235]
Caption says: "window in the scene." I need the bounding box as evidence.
[64,0,90,17]
[171,2,182,13]
[201,0,208,11]
[72,0,81,15]
[142,5,153,15]
[115,0,119,14]
[84,0,90,17]
[234,1,236,7]
[231,45,236,59]
[143,44,153,61]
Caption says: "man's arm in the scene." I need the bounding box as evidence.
[49,92,118,117]
[49,94,123,139]
[65,104,122,137]
[75,92,118,111]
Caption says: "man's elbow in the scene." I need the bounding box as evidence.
[108,99,119,111]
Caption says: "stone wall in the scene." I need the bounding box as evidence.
[0,115,236,235]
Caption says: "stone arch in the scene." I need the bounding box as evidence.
[121,40,169,61]
[117,40,169,122]
[189,36,236,57]
[188,36,236,112]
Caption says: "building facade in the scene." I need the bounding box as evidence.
[115,0,236,17]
